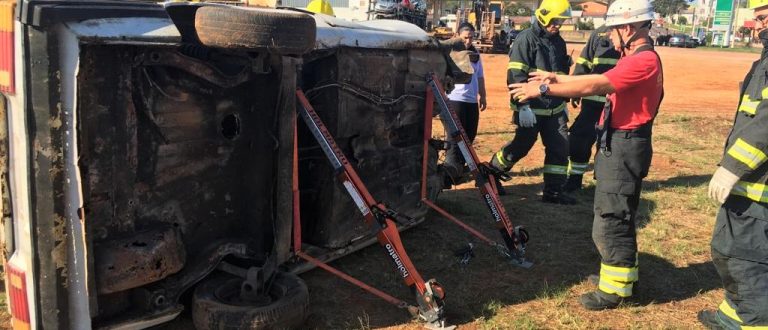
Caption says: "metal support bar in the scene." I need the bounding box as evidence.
[292,89,449,325]
[420,73,531,267]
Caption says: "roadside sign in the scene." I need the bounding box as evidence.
[712,0,734,31]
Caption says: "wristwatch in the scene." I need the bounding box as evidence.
[539,83,550,96]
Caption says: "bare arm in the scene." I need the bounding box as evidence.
[509,74,615,101]
[478,77,487,111]
[529,71,601,83]
[548,74,614,97]
[552,74,602,83]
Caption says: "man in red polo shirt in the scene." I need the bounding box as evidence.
[508,0,663,310]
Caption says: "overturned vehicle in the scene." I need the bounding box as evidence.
[0,1,470,329]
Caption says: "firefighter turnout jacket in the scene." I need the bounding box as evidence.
[566,26,621,183]
[721,58,768,203]
[709,48,768,329]
[573,25,620,101]
[507,22,571,115]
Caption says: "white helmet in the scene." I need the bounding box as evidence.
[605,0,655,27]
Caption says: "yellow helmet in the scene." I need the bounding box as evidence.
[749,0,768,10]
[535,0,572,26]
[307,0,335,16]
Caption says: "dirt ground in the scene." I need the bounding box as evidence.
[297,46,761,329]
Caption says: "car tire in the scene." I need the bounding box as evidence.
[194,6,316,55]
[192,272,309,330]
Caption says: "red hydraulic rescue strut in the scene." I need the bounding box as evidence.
[292,89,453,330]
[421,73,532,268]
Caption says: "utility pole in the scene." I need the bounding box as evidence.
[691,2,697,38]
[725,0,738,47]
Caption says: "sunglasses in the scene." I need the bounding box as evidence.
[756,14,767,21]
[549,18,565,26]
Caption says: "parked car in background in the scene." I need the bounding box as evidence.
[691,37,701,47]
[669,34,697,48]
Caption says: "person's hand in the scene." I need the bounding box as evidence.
[479,96,487,111]
[570,98,581,108]
[517,104,537,127]
[708,166,740,204]
[528,71,557,83]
[508,82,541,103]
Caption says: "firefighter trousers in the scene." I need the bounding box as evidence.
[711,196,768,328]
[592,126,652,298]
[443,100,480,177]
[568,100,604,177]
[496,110,569,191]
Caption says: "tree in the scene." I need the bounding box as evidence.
[677,16,687,25]
[652,0,689,18]
[739,26,752,35]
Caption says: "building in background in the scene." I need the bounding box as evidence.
[571,0,608,28]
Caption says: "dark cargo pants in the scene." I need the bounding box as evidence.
[496,110,569,191]
[711,196,768,328]
[568,100,603,177]
[592,126,652,297]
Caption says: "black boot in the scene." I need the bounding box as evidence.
[437,164,454,190]
[563,175,583,192]
[587,275,640,291]
[488,152,512,196]
[542,189,577,205]
[697,310,725,330]
[494,176,507,196]
[579,290,623,310]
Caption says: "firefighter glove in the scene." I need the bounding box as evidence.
[708,166,740,204]
[518,104,537,127]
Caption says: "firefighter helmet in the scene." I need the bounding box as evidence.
[749,0,768,10]
[307,0,335,16]
[605,0,655,27]
[535,0,572,26]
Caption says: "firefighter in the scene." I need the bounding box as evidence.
[697,1,768,328]
[306,0,334,16]
[443,22,487,186]
[508,0,662,310]
[565,26,621,192]
[488,0,575,204]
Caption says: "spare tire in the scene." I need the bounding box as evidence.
[194,6,316,55]
[192,271,309,330]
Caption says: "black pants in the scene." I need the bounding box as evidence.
[498,110,569,191]
[592,127,652,297]
[442,101,479,177]
[568,100,604,176]
[711,196,768,328]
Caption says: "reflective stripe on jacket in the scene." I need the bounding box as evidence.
[507,23,571,114]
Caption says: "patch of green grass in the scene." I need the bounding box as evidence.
[664,114,693,123]
[355,313,371,330]
[489,314,537,330]
[535,281,571,301]
[481,300,504,320]
[698,46,763,54]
